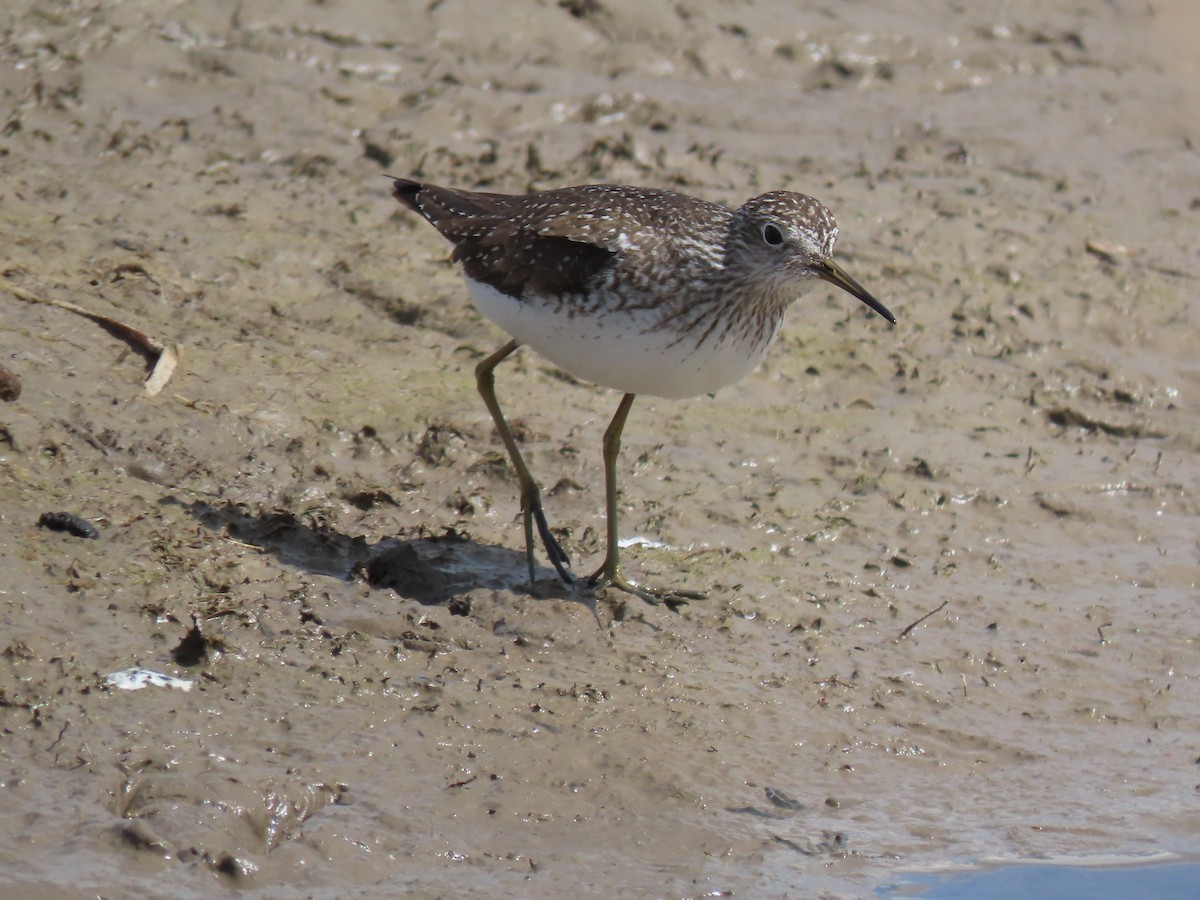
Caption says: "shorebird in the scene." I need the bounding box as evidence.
[392,177,894,603]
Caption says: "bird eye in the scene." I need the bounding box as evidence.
[762,223,784,246]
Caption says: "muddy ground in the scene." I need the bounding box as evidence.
[1,1,1198,897]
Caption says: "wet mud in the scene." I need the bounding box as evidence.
[2,1,1198,896]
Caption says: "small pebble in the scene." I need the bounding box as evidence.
[0,362,20,402]
[37,511,99,539]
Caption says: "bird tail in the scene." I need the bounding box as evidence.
[388,176,423,212]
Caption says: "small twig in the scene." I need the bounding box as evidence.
[8,284,178,395]
[222,536,266,552]
[47,720,70,752]
[814,675,856,689]
[899,599,949,639]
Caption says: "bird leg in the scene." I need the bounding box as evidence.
[588,393,707,605]
[475,339,573,587]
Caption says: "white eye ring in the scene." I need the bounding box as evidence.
[762,223,784,246]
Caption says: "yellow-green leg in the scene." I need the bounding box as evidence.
[476,339,573,587]
[587,393,707,605]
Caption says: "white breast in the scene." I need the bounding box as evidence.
[466,278,780,399]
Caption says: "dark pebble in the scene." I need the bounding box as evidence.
[38,511,99,539]
[0,362,20,402]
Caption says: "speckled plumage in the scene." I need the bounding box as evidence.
[392,179,893,399]
[390,177,894,600]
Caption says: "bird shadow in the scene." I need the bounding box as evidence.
[173,498,582,608]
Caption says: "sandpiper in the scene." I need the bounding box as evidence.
[391,177,894,604]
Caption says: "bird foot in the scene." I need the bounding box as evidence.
[523,492,573,587]
[586,565,707,607]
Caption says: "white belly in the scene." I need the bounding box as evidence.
[466,278,778,399]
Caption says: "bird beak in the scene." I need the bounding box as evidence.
[815,259,895,324]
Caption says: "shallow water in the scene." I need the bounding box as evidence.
[883,858,1200,900]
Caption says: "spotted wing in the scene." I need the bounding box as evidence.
[392,179,615,298]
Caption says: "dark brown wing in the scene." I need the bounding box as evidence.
[391,178,615,298]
